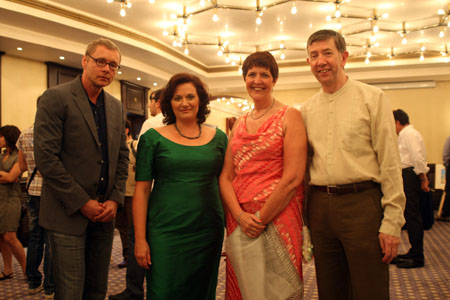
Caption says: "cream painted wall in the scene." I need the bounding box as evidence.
[1,55,123,131]
[1,55,47,130]
[386,81,450,164]
[206,107,230,133]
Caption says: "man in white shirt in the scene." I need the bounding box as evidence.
[392,109,429,268]
[301,29,405,300]
[138,89,164,140]
[439,136,450,222]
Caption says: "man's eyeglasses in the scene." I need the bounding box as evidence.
[87,54,120,71]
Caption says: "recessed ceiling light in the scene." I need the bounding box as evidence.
[117,70,122,75]
[137,77,142,81]
[153,82,158,86]
[17,47,23,51]
[59,56,65,60]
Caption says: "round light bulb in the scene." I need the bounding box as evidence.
[291,4,297,15]
[120,8,126,17]
[256,17,262,25]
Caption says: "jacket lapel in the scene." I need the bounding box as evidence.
[71,77,100,146]
[104,93,118,156]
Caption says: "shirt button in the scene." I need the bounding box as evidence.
[101,177,104,181]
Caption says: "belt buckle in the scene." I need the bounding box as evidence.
[327,186,337,195]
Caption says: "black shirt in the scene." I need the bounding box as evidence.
[87,90,109,196]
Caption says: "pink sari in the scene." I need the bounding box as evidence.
[225,106,304,300]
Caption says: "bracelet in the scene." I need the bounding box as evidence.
[237,211,244,225]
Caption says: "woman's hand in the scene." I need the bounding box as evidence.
[238,212,266,238]
[135,239,151,269]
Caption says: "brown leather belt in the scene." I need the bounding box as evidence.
[311,181,380,195]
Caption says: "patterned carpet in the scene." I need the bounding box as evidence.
[1,221,449,300]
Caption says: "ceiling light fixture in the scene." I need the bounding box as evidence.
[291,2,298,15]
[17,47,23,51]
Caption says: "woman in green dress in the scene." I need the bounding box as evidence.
[0,125,26,280]
[133,73,227,299]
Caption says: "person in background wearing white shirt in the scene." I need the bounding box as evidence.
[392,109,429,269]
[138,89,164,141]
[438,136,450,222]
[109,89,164,300]
[301,29,406,300]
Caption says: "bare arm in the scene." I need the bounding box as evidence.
[18,150,28,172]
[259,107,307,224]
[133,180,152,269]
[0,162,22,183]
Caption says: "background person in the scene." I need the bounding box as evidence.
[133,73,227,299]
[17,117,55,298]
[138,89,163,140]
[34,38,129,300]
[109,91,164,300]
[0,125,26,281]
[301,29,405,300]
[392,109,429,269]
[219,51,307,300]
[114,120,136,269]
[438,136,450,222]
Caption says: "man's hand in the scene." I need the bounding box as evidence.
[93,200,118,223]
[378,232,400,264]
[80,199,105,222]
[420,177,430,192]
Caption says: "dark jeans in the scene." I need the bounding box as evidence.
[47,221,114,300]
[25,196,54,293]
[402,168,424,263]
[442,165,450,217]
[120,221,145,299]
[115,196,132,262]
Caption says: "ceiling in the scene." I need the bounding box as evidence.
[1,0,450,98]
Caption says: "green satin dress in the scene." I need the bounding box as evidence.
[136,128,227,300]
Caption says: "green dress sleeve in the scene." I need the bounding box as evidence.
[135,129,157,181]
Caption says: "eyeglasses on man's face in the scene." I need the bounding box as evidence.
[87,53,120,71]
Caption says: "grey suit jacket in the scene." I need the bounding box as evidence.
[34,76,129,235]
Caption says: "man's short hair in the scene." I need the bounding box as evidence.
[125,120,132,136]
[85,38,122,62]
[307,29,347,54]
[393,109,410,125]
[150,89,163,102]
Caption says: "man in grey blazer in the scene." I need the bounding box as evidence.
[34,38,129,300]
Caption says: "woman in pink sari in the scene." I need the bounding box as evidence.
[219,51,307,300]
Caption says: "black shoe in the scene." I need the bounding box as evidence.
[117,260,127,268]
[397,253,411,259]
[396,259,424,269]
[390,257,407,264]
[109,291,130,300]
[437,216,450,222]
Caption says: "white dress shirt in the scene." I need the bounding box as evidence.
[138,113,164,141]
[398,124,429,175]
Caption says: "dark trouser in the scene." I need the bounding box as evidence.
[402,168,424,263]
[26,196,54,293]
[308,187,389,300]
[442,165,450,217]
[115,196,133,262]
[47,221,114,300]
[120,220,145,299]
